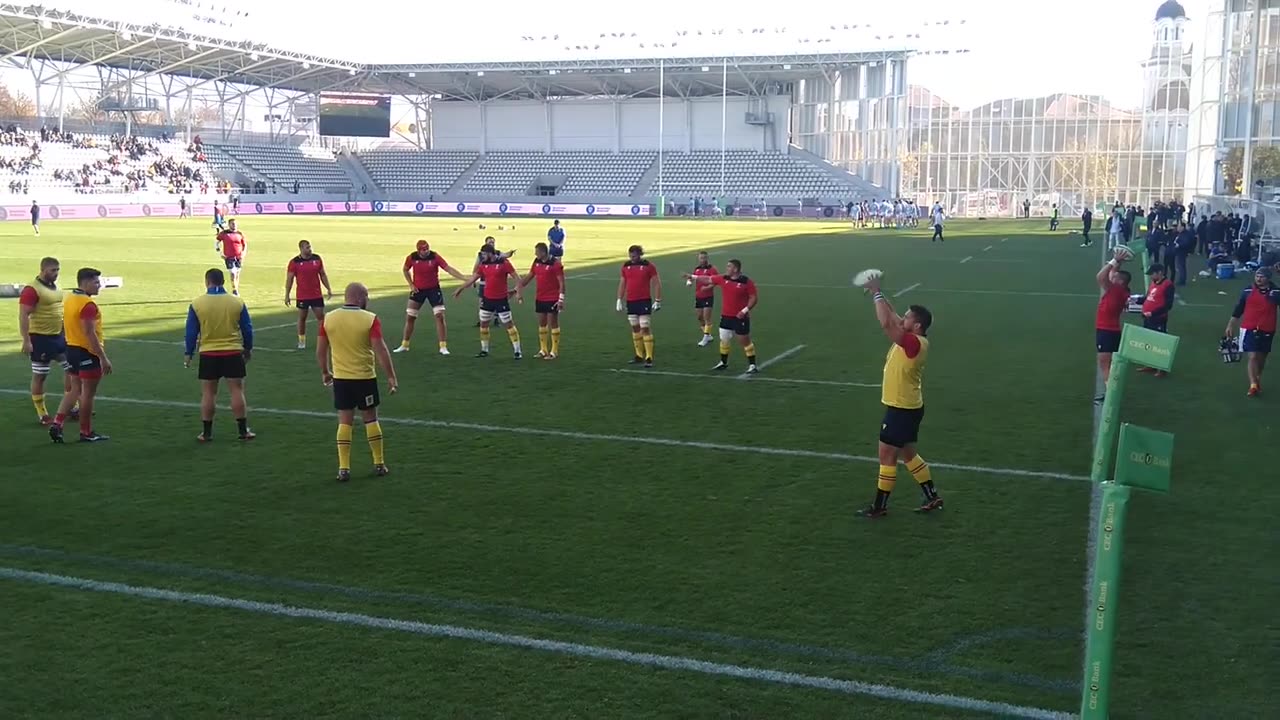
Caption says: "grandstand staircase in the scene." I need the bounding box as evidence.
[630,153,664,199]
[204,145,268,186]
[337,150,378,196]
[445,155,485,196]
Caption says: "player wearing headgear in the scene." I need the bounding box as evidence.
[517,242,566,359]
[547,219,565,260]
[855,274,940,518]
[18,257,75,425]
[616,245,661,367]
[1226,266,1280,397]
[455,245,524,359]
[689,251,718,346]
[685,258,758,373]
[215,218,247,295]
[284,240,333,350]
[395,240,468,356]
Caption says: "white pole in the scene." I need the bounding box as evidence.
[658,59,665,205]
[720,57,728,199]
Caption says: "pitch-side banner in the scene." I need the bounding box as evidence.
[376,201,652,216]
[0,201,374,221]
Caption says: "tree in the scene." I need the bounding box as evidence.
[171,102,221,129]
[0,81,36,118]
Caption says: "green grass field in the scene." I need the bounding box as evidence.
[0,215,1273,719]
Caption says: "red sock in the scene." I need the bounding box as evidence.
[54,412,66,426]
[79,413,92,436]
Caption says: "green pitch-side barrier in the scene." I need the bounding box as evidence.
[1082,324,1177,718]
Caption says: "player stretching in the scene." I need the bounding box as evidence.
[50,268,111,443]
[394,240,468,355]
[518,242,566,359]
[616,245,661,367]
[856,276,939,518]
[1226,266,1279,397]
[285,239,333,350]
[185,268,255,442]
[215,219,247,295]
[685,259,759,373]
[454,245,524,359]
[317,282,398,482]
[1094,248,1132,404]
[690,251,718,346]
[18,257,75,425]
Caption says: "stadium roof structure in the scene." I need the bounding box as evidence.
[0,4,926,101]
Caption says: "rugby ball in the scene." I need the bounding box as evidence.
[852,269,883,288]
[1114,246,1135,261]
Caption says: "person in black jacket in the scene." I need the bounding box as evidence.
[1080,207,1094,247]
[1172,223,1196,286]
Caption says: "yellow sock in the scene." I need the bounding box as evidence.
[365,420,385,465]
[631,332,644,358]
[702,324,711,335]
[642,334,654,361]
[719,341,731,355]
[551,328,561,355]
[906,456,932,484]
[506,326,521,353]
[538,326,550,354]
[438,340,447,351]
[877,465,897,493]
[297,334,306,347]
[743,343,756,363]
[400,340,411,349]
[336,423,353,471]
[480,327,491,351]
[32,393,47,418]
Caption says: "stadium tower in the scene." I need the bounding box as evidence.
[1140,0,1193,202]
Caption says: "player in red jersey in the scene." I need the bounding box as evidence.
[214,219,247,295]
[685,258,759,373]
[394,239,468,356]
[1226,266,1280,397]
[689,251,718,346]
[616,245,662,367]
[284,239,333,350]
[454,245,524,359]
[1094,247,1132,404]
[517,242,567,359]
[1138,263,1175,377]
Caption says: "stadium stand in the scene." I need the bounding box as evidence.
[647,150,869,198]
[0,125,225,196]
[462,150,657,196]
[206,142,352,191]
[357,149,479,194]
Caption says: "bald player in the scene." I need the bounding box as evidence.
[317,282,399,483]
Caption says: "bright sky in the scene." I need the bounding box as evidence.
[33,0,1208,110]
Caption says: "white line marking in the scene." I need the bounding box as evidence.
[1001,238,1008,243]
[741,343,805,379]
[1176,295,1187,306]
[0,388,1087,482]
[960,256,973,264]
[255,322,300,331]
[112,338,294,353]
[893,283,921,297]
[607,368,877,388]
[0,567,1073,720]
[983,245,993,252]
[567,272,597,280]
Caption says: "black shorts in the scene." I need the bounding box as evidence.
[719,315,751,336]
[481,297,511,315]
[333,378,380,411]
[410,288,445,308]
[694,296,714,309]
[223,257,242,270]
[535,300,560,314]
[29,332,66,364]
[1142,316,1168,333]
[1096,329,1122,353]
[198,353,246,380]
[296,297,325,310]
[626,299,653,317]
[66,345,103,378]
[1243,330,1275,354]
[880,405,925,448]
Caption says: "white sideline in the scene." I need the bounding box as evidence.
[983,245,993,252]
[114,338,293,353]
[893,283,921,297]
[0,567,1073,720]
[959,256,973,264]
[607,368,878,388]
[740,343,804,379]
[0,388,1089,482]
[255,322,301,332]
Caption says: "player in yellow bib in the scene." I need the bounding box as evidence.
[17,257,74,425]
[856,275,942,518]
